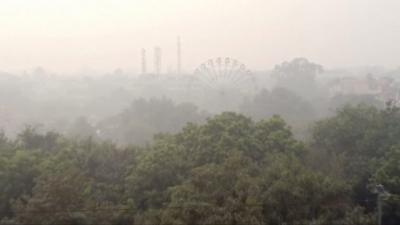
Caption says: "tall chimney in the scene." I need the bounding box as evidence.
[177,36,182,75]
[154,46,162,75]
[141,48,147,74]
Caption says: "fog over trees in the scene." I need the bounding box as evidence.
[1,58,398,144]
[2,0,400,224]
[1,57,400,225]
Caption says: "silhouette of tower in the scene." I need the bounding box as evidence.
[141,48,147,74]
[177,36,182,75]
[154,46,162,75]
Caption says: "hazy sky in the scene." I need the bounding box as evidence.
[1,0,399,74]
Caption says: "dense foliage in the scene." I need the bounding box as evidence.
[0,105,399,225]
[95,98,207,145]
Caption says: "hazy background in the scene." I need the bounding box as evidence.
[2,2,400,225]
[1,0,400,74]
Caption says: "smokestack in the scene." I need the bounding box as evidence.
[141,48,147,74]
[177,36,181,75]
[154,46,162,75]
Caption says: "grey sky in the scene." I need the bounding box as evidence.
[1,0,399,74]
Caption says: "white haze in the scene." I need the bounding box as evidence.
[1,0,400,74]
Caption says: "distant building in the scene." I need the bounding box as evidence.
[328,75,400,102]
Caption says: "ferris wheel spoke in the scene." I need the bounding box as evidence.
[231,69,252,85]
[193,57,255,93]
[228,64,246,83]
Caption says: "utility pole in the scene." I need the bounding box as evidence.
[374,184,389,225]
[378,191,383,225]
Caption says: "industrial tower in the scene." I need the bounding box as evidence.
[177,36,182,75]
[154,46,162,75]
[141,48,147,74]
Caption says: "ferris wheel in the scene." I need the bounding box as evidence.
[193,57,255,92]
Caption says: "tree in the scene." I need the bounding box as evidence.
[240,88,316,138]
[12,139,136,225]
[161,152,263,225]
[312,104,400,220]
[260,154,350,225]
[17,126,60,152]
[272,58,324,99]
[313,104,400,169]
[67,117,96,139]
[97,98,207,146]
[328,94,384,113]
[0,150,41,221]
[0,110,387,224]
[371,146,400,225]
[125,112,339,225]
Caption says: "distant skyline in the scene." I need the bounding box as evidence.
[1,0,400,74]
